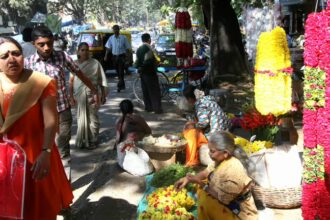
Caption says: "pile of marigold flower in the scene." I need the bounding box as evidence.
[234,137,273,155]
[138,185,195,220]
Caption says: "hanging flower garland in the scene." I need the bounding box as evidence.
[175,7,193,60]
[254,26,292,116]
[304,67,326,110]
[303,6,330,220]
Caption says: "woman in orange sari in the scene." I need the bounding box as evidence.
[175,131,258,220]
[183,86,230,166]
[0,37,73,220]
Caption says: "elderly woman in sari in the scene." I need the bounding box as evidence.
[69,42,108,149]
[175,131,258,220]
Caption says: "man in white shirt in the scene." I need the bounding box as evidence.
[104,25,131,92]
[21,27,36,58]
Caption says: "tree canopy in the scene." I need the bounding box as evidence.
[0,0,268,27]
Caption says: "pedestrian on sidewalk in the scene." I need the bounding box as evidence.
[25,26,99,159]
[134,33,163,113]
[0,37,73,220]
[69,42,108,149]
[104,25,131,92]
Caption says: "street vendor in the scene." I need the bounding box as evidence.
[175,131,258,220]
[183,85,231,166]
[115,99,153,176]
[115,99,151,146]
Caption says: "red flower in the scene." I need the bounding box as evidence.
[240,108,277,130]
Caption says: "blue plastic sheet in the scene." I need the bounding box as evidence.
[136,174,198,219]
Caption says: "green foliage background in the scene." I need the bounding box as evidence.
[1,0,267,27]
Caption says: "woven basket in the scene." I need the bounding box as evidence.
[252,185,302,209]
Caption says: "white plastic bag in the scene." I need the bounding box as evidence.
[265,145,302,188]
[249,152,270,187]
[117,143,154,176]
[176,96,193,112]
[199,144,213,166]
[249,145,302,188]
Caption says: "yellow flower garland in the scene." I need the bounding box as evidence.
[254,27,292,116]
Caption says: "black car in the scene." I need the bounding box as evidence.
[154,34,176,66]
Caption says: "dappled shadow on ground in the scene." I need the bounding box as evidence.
[71,154,118,206]
[72,196,137,220]
[98,129,115,147]
[71,148,145,218]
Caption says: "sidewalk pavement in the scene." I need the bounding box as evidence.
[57,74,303,220]
[58,74,186,219]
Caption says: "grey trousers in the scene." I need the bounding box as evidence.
[56,108,72,155]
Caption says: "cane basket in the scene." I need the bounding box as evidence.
[252,185,302,209]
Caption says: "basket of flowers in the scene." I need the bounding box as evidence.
[239,109,302,209]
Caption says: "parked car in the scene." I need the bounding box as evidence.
[154,33,176,66]
[76,29,133,74]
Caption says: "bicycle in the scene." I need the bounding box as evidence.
[158,65,208,99]
[133,66,207,105]
[132,70,170,105]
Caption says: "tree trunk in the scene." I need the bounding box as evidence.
[203,0,250,87]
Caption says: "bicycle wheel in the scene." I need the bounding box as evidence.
[157,71,170,98]
[133,77,144,105]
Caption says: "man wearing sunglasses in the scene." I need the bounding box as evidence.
[25,26,99,166]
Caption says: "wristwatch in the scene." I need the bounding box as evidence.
[42,148,51,153]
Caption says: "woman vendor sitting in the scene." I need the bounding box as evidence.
[115,99,151,145]
[175,131,258,220]
[115,99,153,176]
[183,85,231,166]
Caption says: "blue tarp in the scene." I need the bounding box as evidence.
[61,18,84,27]
[136,174,198,219]
[72,24,93,35]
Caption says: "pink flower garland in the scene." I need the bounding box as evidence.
[303,7,330,220]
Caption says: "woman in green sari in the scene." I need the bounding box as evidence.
[69,42,108,149]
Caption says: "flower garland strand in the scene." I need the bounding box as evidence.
[303,7,330,219]
[175,8,193,59]
[254,27,292,116]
